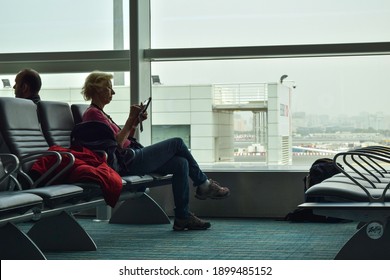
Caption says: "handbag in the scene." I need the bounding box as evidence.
[128,136,144,149]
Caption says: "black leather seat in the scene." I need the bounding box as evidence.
[0,153,43,217]
[37,101,75,147]
[0,153,44,260]
[0,191,45,260]
[71,103,89,125]
[0,97,95,256]
[0,98,84,206]
[0,98,50,158]
[299,148,390,259]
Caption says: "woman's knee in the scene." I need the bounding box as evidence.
[174,137,185,144]
[167,137,184,146]
[172,156,188,173]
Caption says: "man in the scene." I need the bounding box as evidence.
[13,69,42,103]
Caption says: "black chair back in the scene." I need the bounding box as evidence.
[37,101,75,147]
[71,104,89,125]
[0,97,49,157]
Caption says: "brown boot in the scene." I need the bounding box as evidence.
[173,213,211,231]
[195,179,230,200]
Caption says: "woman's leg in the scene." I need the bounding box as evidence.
[127,137,207,186]
[154,156,189,219]
[125,137,228,218]
[125,138,205,218]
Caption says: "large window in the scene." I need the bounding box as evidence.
[150,55,390,167]
[1,0,389,169]
[0,0,129,53]
[148,0,390,168]
[151,0,390,48]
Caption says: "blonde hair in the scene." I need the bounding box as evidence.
[81,71,113,101]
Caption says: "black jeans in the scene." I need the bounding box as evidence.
[125,137,208,218]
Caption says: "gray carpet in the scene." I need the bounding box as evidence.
[22,217,357,260]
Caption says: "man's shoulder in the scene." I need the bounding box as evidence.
[29,94,41,104]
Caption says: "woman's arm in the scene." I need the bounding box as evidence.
[115,119,135,148]
[116,104,147,148]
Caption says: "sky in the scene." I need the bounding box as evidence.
[1,0,390,116]
[150,0,390,116]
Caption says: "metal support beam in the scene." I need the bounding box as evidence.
[0,50,130,75]
[144,42,390,61]
[130,0,152,144]
[113,0,125,85]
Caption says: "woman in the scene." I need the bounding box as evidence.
[81,71,230,231]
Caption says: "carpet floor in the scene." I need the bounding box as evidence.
[20,217,358,260]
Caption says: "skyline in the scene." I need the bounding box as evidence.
[234,109,390,132]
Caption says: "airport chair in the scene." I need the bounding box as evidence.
[0,97,98,253]
[299,149,390,259]
[70,103,89,125]
[0,153,45,259]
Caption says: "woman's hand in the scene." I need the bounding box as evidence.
[126,104,148,129]
[128,104,142,122]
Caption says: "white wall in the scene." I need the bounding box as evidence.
[152,84,234,163]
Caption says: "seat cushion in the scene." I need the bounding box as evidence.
[23,185,84,208]
[0,192,43,213]
[306,181,390,202]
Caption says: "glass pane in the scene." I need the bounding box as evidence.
[151,0,390,48]
[152,125,191,148]
[151,56,390,167]
[0,0,129,53]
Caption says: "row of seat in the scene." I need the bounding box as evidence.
[0,97,172,260]
[299,146,390,259]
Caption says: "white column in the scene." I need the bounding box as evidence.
[267,83,292,165]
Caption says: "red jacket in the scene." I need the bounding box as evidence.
[30,145,123,207]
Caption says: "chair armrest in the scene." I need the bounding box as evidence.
[44,151,75,186]
[351,146,390,176]
[0,153,21,190]
[334,151,390,202]
[20,151,76,188]
[19,151,63,188]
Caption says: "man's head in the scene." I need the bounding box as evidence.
[13,69,42,100]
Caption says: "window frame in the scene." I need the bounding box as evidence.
[1,0,390,169]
